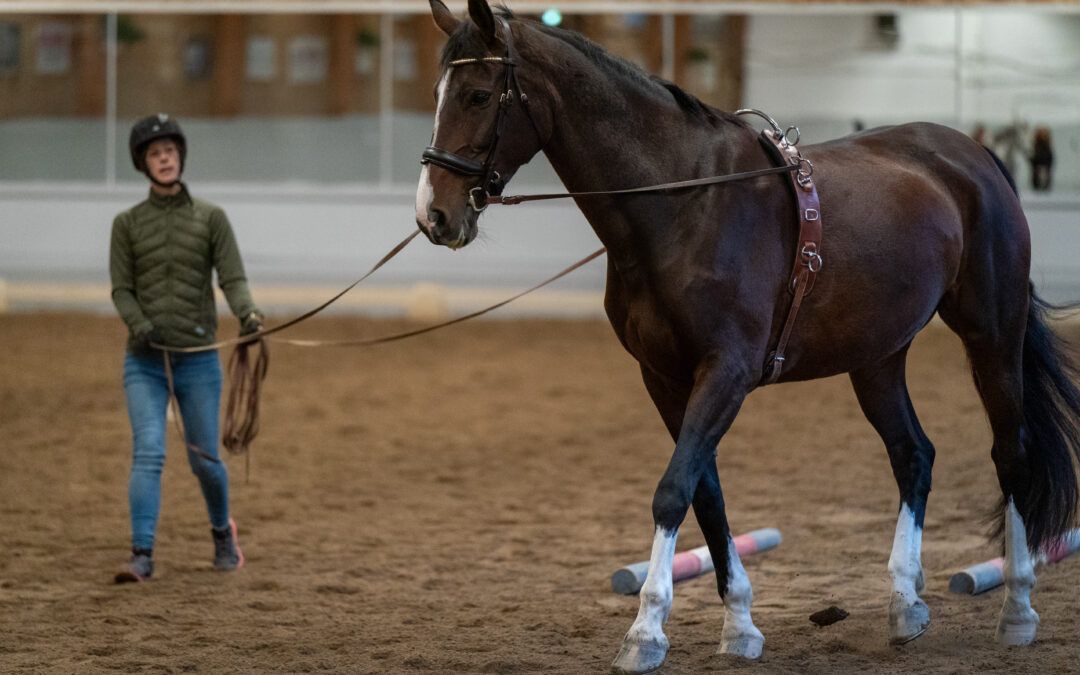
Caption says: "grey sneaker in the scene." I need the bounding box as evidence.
[212,518,245,571]
[115,548,153,583]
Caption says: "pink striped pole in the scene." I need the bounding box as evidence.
[948,528,1080,595]
[611,528,782,595]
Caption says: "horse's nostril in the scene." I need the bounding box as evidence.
[417,208,449,244]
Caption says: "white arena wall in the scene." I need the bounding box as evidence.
[0,177,607,318]
[2,182,1078,318]
[1,9,1078,317]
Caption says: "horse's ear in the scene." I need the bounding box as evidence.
[429,0,460,37]
[468,0,497,47]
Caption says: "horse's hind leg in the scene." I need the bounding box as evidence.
[940,304,1039,645]
[849,347,935,644]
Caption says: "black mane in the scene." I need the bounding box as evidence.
[439,8,735,126]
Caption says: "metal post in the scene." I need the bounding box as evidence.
[661,14,675,82]
[379,13,394,190]
[954,9,964,130]
[106,13,118,187]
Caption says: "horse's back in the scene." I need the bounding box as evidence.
[816,122,1031,280]
[776,122,1028,379]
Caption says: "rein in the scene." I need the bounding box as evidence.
[151,22,825,468]
[266,247,606,348]
[153,230,421,356]
[150,230,419,471]
[421,18,801,211]
[486,164,798,206]
[149,230,606,471]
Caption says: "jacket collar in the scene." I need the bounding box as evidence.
[148,183,192,208]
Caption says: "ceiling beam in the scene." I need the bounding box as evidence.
[2,1,1078,16]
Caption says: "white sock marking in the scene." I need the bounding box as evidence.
[624,527,677,647]
[721,535,760,642]
[1003,498,1036,611]
[888,503,924,603]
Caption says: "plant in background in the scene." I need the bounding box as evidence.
[100,15,145,45]
[683,46,716,93]
[116,16,145,44]
[685,46,710,64]
[355,27,379,49]
[354,26,380,76]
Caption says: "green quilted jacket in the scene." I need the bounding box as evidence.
[109,185,260,349]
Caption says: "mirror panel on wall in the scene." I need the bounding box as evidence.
[0,14,106,181]
[113,13,383,185]
[0,9,1077,193]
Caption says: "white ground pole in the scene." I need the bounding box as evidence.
[887,503,930,644]
[949,528,1080,595]
[996,499,1040,646]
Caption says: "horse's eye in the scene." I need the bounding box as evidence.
[470,91,492,106]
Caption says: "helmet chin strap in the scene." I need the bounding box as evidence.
[144,166,183,189]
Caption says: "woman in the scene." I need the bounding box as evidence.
[110,114,263,582]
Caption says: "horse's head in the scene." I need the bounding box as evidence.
[416,0,550,249]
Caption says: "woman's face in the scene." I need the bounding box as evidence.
[145,139,181,184]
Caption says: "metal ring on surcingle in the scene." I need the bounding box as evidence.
[734,108,783,137]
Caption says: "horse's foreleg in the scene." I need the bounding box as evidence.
[692,462,763,659]
[850,349,934,644]
[612,527,678,675]
[612,361,751,675]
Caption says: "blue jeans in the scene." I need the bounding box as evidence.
[123,350,231,551]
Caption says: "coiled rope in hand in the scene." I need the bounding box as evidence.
[222,337,269,478]
[152,231,421,476]
[154,230,606,478]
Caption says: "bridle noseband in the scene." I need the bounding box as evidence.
[420,18,540,212]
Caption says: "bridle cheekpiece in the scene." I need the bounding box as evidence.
[420,18,539,213]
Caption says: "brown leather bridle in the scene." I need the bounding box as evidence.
[420,18,542,212]
[420,21,802,212]
[419,23,823,385]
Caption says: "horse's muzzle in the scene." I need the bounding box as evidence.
[416,209,476,250]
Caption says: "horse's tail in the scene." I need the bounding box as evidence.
[983,145,1019,197]
[1004,289,1080,552]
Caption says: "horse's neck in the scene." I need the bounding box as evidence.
[542,79,720,196]
[532,51,749,270]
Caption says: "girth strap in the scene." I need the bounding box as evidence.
[760,129,824,384]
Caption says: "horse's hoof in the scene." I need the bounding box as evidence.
[889,598,930,645]
[996,610,1039,646]
[611,638,668,675]
[718,632,764,660]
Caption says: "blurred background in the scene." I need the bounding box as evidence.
[1,1,1078,317]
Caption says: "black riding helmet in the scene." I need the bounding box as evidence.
[129,113,187,181]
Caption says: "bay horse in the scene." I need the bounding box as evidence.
[415,2,1080,672]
